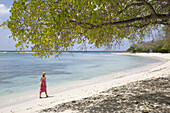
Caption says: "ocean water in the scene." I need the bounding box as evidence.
[0,52,161,97]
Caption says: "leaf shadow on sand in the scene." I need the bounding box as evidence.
[39,77,170,113]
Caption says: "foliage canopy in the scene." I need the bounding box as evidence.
[2,0,170,58]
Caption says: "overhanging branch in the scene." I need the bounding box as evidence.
[137,0,157,15]
[121,21,170,28]
[68,13,170,29]
[69,20,96,28]
[115,3,145,19]
[95,14,170,28]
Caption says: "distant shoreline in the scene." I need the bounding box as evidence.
[0,50,126,53]
[1,50,169,54]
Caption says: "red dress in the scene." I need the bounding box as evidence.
[40,79,46,92]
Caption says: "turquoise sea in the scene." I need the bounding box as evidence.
[0,52,161,98]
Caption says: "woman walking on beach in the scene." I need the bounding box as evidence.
[39,72,48,98]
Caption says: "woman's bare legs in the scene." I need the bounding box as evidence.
[39,92,42,98]
[45,91,48,97]
[39,91,48,98]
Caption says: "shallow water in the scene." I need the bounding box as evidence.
[0,52,161,97]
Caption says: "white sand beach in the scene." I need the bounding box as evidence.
[0,53,169,113]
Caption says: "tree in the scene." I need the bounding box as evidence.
[2,0,170,58]
[127,39,170,53]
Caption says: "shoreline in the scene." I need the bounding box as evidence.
[0,53,169,113]
[0,53,162,107]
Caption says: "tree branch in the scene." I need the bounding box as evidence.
[69,20,96,28]
[115,3,145,19]
[68,13,170,29]
[138,0,157,15]
[95,14,170,28]
[121,21,170,28]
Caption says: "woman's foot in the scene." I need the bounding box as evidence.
[39,97,42,98]
[46,95,48,97]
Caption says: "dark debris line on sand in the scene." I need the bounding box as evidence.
[39,77,170,113]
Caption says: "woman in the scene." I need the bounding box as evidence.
[39,72,48,98]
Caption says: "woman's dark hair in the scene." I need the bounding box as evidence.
[42,72,46,77]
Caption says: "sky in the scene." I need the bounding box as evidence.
[0,0,130,51]
[0,0,16,50]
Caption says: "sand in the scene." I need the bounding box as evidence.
[41,76,170,113]
[0,53,169,113]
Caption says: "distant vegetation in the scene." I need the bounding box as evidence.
[127,37,170,53]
